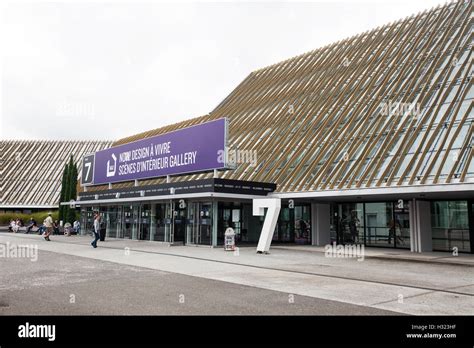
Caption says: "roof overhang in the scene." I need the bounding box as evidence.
[272,182,474,202]
[66,192,262,206]
[72,178,276,206]
[0,205,58,209]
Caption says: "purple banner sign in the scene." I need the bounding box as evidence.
[89,118,227,185]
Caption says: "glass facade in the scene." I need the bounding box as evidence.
[151,202,172,242]
[294,205,311,244]
[274,203,311,244]
[187,201,213,245]
[80,207,94,236]
[431,200,471,253]
[80,200,312,246]
[330,201,410,249]
[336,203,364,244]
[218,202,245,245]
[172,201,186,243]
[79,200,224,246]
[80,198,474,253]
[103,205,120,238]
[275,206,293,242]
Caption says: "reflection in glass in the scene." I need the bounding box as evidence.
[394,202,410,249]
[432,200,470,252]
[151,202,170,242]
[294,205,311,245]
[365,202,393,247]
[104,206,119,238]
[139,204,151,240]
[338,203,364,244]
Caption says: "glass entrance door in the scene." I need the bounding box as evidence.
[81,207,94,236]
[172,201,186,243]
[198,202,212,245]
[151,202,171,242]
[104,206,120,238]
[186,202,212,245]
[186,202,198,244]
[139,204,151,241]
[275,207,293,242]
[294,205,311,244]
[122,205,139,239]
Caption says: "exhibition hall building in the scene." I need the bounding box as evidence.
[77,0,473,254]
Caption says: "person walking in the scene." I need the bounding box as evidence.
[43,213,53,241]
[91,212,101,248]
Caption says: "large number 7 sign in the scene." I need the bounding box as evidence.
[81,154,95,185]
[253,198,281,254]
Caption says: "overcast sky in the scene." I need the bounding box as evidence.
[1,0,445,141]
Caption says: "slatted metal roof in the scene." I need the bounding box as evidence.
[86,0,473,194]
[1,140,112,208]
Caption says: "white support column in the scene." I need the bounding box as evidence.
[253,198,281,253]
[409,199,417,252]
[416,200,433,252]
[410,199,433,253]
[311,203,331,246]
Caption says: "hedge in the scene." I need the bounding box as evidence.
[0,211,60,226]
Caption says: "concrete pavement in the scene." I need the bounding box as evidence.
[0,249,397,315]
[0,232,473,315]
[272,244,474,266]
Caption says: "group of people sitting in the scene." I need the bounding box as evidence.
[8,215,81,236]
[9,218,35,233]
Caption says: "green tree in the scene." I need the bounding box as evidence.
[58,161,69,222]
[63,156,72,223]
[67,156,78,224]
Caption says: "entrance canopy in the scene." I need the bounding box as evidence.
[77,178,276,205]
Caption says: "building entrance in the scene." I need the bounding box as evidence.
[186,202,213,245]
[172,201,186,243]
[121,205,139,239]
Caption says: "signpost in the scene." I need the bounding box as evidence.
[81,118,228,186]
[224,227,235,251]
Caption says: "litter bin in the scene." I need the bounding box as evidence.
[99,227,106,242]
[224,227,235,251]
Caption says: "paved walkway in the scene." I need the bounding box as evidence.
[0,248,397,315]
[1,232,473,315]
[272,244,474,266]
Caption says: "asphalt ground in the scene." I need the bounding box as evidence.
[0,249,397,315]
[1,233,472,315]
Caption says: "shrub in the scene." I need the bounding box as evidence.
[0,211,60,225]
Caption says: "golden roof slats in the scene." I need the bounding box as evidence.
[1,140,112,207]
[99,0,472,195]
